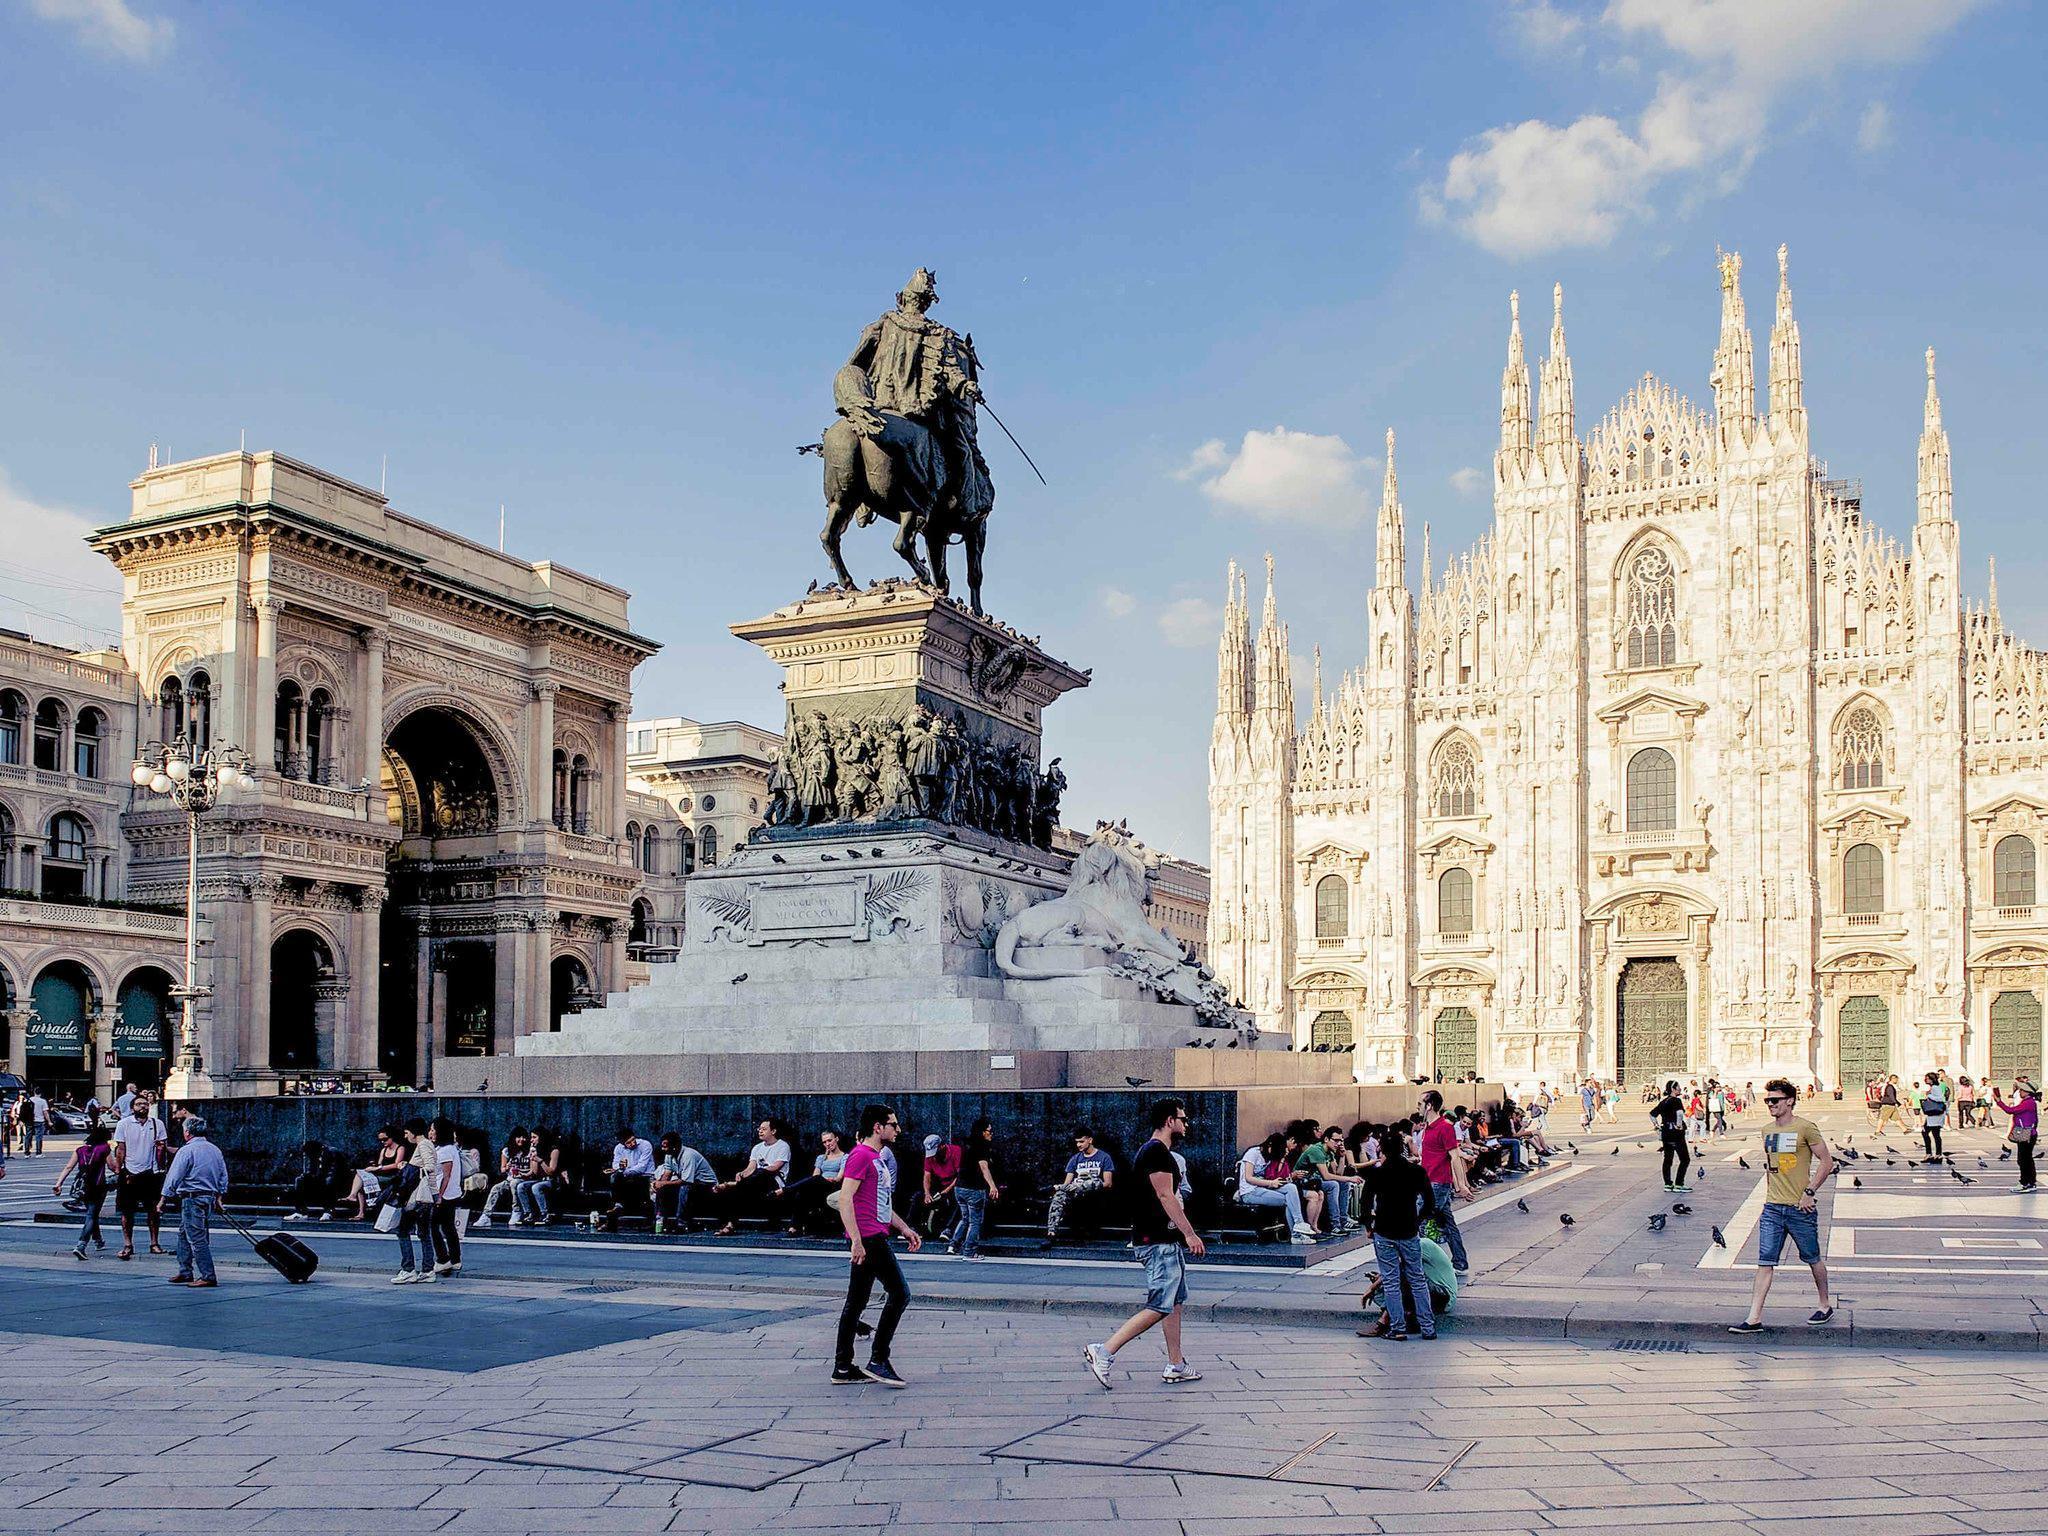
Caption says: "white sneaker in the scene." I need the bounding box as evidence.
[392,1270,418,1284]
[508,1215,526,1227]
[318,1212,334,1222]
[1161,1362,1203,1384]
[1082,1343,1113,1390]
[417,1269,439,1283]
[473,1216,492,1229]
[432,1262,454,1276]
[1290,1225,1319,1242]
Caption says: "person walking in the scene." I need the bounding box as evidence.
[159,1116,228,1288]
[1360,1120,1438,1341]
[110,1093,168,1259]
[1652,1080,1691,1192]
[832,1103,921,1387]
[1729,1078,1836,1333]
[1416,1091,1470,1273]
[54,1125,113,1259]
[1084,1098,1207,1388]
[1579,1078,1598,1133]
[392,1118,439,1284]
[1918,1072,1949,1161]
[1992,1077,2039,1193]
[948,1117,999,1259]
[1876,1074,1904,1133]
[24,1088,47,1156]
[428,1117,463,1276]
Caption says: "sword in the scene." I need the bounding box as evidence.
[978,398,1048,486]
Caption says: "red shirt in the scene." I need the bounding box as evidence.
[1419,1117,1458,1184]
[924,1143,961,1184]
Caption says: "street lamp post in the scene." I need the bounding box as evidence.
[131,736,255,1100]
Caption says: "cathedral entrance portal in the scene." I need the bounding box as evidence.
[1617,958,1686,1087]
[1991,990,2044,1086]
[1837,995,1890,1090]
[1433,1006,1477,1081]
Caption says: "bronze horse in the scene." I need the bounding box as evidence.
[815,366,989,614]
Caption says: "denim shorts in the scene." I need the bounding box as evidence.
[1137,1242,1188,1312]
[1756,1201,1820,1267]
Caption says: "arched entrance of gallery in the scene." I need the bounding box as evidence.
[270,929,334,1073]
[550,955,591,1031]
[113,966,176,1090]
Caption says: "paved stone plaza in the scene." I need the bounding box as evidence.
[5,1104,2048,1534]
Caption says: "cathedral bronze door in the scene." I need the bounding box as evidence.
[1434,1006,1477,1080]
[1991,991,2044,1086]
[1837,995,1890,1090]
[1618,958,1686,1086]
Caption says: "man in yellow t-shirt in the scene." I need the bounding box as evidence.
[1730,1077,1836,1334]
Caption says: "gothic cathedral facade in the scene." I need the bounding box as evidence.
[1210,248,2048,1092]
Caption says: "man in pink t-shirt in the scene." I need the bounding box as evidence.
[834,1103,922,1388]
[1417,1091,1469,1273]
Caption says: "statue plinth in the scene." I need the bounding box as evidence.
[733,583,1088,845]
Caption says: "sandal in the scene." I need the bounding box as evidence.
[117,1248,133,1261]
[149,1245,167,1256]
[715,1223,737,1236]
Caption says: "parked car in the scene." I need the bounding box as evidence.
[45,1101,94,1134]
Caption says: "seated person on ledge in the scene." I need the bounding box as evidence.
[1046,1127,1116,1239]
[773,1128,849,1233]
[597,1126,654,1230]
[651,1134,717,1233]
[714,1118,792,1235]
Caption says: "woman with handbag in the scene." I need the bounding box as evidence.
[54,1125,114,1259]
[1992,1078,2040,1193]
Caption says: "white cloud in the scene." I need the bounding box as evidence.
[1098,585,1139,619]
[1178,426,1374,527]
[1510,0,1584,50]
[24,0,173,62]
[1857,100,1892,151]
[1431,0,1983,256]
[1156,597,1223,650]
[0,470,122,648]
[1450,466,1485,497]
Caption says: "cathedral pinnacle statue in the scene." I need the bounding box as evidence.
[814,268,996,613]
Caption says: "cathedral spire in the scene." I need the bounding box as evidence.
[1253,552,1294,727]
[1918,346,1953,524]
[1420,522,1433,595]
[1537,283,1574,451]
[1712,247,1756,436]
[1500,289,1532,459]
[1989,558,2000,625]
[1215,558,1253,719]
[1768,243,1804,434]
[1311,644,1325,716]
[1376,427,1405,591]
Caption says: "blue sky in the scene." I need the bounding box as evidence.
[3,0,2042,857]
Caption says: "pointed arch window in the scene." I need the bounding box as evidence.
[1837,706,1886,790]
[1624,547,1679,668]
[1431,738,1478,819]
[1625,747,1677,831]
[1994,835,2037,908]
[1314,874,1349,939]
[1844,842,1885,915]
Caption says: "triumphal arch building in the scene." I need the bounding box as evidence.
[85,450,656,1092]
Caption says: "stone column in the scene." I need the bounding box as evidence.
[313,977,348,1070]
[350,888,383,1073]
[601,917,626,995]
[361,633,386,785]
[3,1009,26,1079]
[252,599,281,765]
[415,932,438,1087]
[244,877,281,1076]
[529,682,558,829]
[609,705,630,841]
[494,914,529,1043]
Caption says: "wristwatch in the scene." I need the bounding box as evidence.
[1803,1187,1816,1197]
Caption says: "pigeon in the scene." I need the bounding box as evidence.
[1671,1203,1693,1215]
[1840,1147,1860,1161]
[1979,1159,1988,1169]
[806,578,819,594]
[770,853,786,864]
[1695,1170,1707,1183]
[2002,1146,2015,1162]
[1559,1213,1575,1227]
[1952,1169,1976,1185]
[1610,1147,1620,1157]
[1852,1176,1863,1187]
[1567,1142,1579,1152]
[1516,1199,1529,1213]
[872,849,887,858]
[1711,1226,1727,1248]
[1647,1213,1667,1232]
[730,972,749,984]
[1738,1157,1751,1169]
[477,1078,489,1094]
[847,849,863,859]
[820,853,838,862]
[1123,1076,1154,1089]
[1886,1158,1897,1166]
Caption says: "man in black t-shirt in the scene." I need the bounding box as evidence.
[1082,1099,1207,1391]
[1651,1080,1691,1192]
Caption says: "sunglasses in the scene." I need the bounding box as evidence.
[1764,1096,1791,1106]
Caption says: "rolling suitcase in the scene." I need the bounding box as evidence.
[220,1206,319,1283]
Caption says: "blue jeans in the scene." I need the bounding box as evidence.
[513,1179,551,1220]
[175,1195,215,1281]
[1428,1182,1468,1268]
[397,1203,434,1271]
[952,1188,988,1255]
[1756,1202,1821,1267]
[76,1189,107,1251]
[26,1123,44,1155]
[1237,1183,1306,1229]
[1374,1234,1435,1335]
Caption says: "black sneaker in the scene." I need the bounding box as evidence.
[1727,1320,1763,1335]
[860,1360,907,1388]
[1807,1307,1836,1326]
[830,1365,864,1384]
